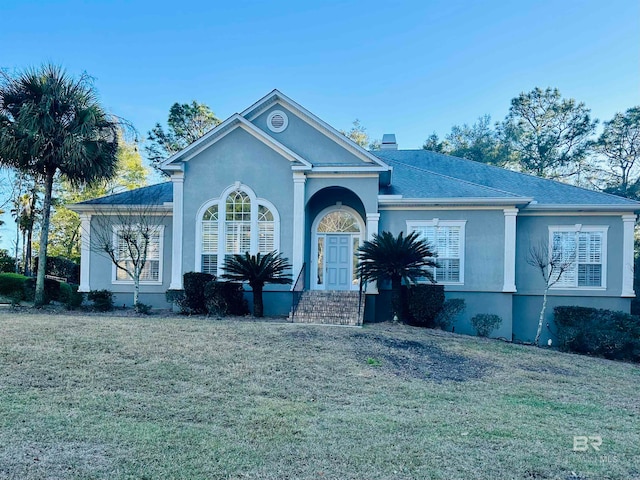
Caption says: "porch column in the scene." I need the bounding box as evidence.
[169,171,184,290]
[365,213,380,293]
[622,214,636,297]
[502,208,518,292]
[78,213,91,292]
[292,172,306,278]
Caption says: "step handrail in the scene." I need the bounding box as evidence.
[290,262,306,320]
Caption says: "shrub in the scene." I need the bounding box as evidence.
[33,256,80,284]
[88,289,114,312]
[165,289,187,313]
[0,250,16,273]
[0,273,29,301]
[554,306,640,362]
[23,277,62,304]
[135,302,152,315]
[204,281,249,316]
[405,284,445,328]
[435,298,466,331]
[182,272,215,314]
[471,314,503,337]
[60,283,84,310]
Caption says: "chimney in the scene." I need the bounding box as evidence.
[381,133,397,150]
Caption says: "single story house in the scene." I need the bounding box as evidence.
[70,90,639,342]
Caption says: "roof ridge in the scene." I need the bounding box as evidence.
[77,182,171,204]
[386,158,527,199]
[391,149,639,205]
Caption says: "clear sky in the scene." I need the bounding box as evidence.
[0,0,638,244]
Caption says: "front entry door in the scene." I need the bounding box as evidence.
[325,234,351,290]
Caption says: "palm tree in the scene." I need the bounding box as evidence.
[357,231,437,322]
[222,251,292,317]
[0,64,119,306]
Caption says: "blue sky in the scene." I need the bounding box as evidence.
[0,0,638,245]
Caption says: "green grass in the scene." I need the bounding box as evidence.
[0,312,638,479]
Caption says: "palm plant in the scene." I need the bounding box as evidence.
[358,231,437,322]
[222,251,292,317]
[0,64,119,306]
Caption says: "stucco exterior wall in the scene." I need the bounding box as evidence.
[379,207,507,292]
[88,214,173,308]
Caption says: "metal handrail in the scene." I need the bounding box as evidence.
[357,268,366,322]
[290,262,306,320]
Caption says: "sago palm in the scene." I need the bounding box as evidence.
[222,251,292,317]
[0,64,119,305]
[358,231,437,322]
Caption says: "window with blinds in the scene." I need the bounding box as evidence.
[258,205,275,253]
[408,220,465,284]
[115,227,162,282]
[551,228,605,288]
[201,206,218,275]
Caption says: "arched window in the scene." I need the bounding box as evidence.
[201,205,218,275]
[197,185,280,276]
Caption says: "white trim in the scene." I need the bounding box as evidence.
[548,225,609,290]
[525,204,639,212]
[78,213,91,292]
[503,208,518,292]
[311,205,365,291]
[378,196,532,207]
[159,114,312,170]
[621,214,636,297]
[111,225,165,285]
[240,90,390,169]
[169,172,184,289]
[307,172,381,178]
[519,210,637,217]
[194,183,281,277]
[266,110,288,133]
[407,219,467,285]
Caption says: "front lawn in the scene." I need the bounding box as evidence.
[0,312,638,479]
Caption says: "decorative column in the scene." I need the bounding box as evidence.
[292,172,306,278]
[169,170,184,290]
[621,214,636,297]
[78,213,91,292]
[502,208,518,292]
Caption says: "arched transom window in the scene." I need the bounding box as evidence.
[199,187,278,276]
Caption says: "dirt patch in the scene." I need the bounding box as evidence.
[351,332,490,382]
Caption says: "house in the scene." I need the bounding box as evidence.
[70,90,639,342]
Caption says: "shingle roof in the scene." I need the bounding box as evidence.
[374,150,640,207]
[77,182,173,206]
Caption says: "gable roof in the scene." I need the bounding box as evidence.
[241,89,390,171]
[374,150,640,210]
[69,182,173,211]
[160,113,312,171]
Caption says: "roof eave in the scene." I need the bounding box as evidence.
[378,196,533,207]
[522,204,640,213]
[68,204,173,214]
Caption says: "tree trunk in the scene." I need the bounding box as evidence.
[391,276,403,322]
[133,278,140,310]
[25,185,38,276]
[252,283,264,318]
[534,287,549,346]
[14,220,20,274]
[34,171,55,307]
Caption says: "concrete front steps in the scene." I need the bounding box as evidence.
[290,290,364,326]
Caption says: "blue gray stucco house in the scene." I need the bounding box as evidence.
[70,90,639,342]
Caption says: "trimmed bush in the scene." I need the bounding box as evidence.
[23,277,62,304]
[183,272,215,314]
[204,281,249,316]
[134,302,152,315]
[554,306,640,362]
[0,273,29,300]
[435,298,466,331]
[88,289,114,312]
[471,314,503,337]
[60,283,84,310]
[33,256,80,284]
[166,289,187,313]
[405,284,445,328]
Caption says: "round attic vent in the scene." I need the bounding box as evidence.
[267,110,288,133]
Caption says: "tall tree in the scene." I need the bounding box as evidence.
[501,87,597,181]
[596,106,640,198]
[423,132,451,154]
[341,119,380,151]
[145,101,220,173]
[357,231,437,323]
[446,115,511,166]
[48,136,148,260]
[0,64,119,306]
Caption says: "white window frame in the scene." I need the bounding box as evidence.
[111,224,164,285]
[548,225,608,290]
[195,183,280,277]
[407,219,466,285]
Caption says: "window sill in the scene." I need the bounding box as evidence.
[112,280,163,286]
